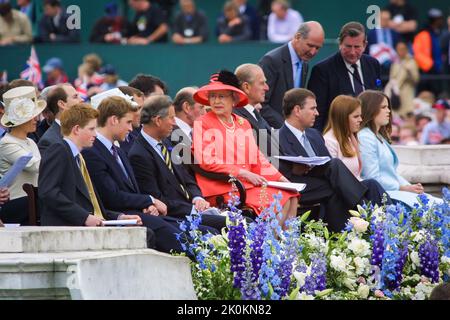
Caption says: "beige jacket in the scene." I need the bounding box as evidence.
[389,55,420,117]
[0,9,32,44]
[0,134,40,199]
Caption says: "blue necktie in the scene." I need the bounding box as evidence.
[111,145,129,180]
[301,133,316,157]
[294,61,302,88]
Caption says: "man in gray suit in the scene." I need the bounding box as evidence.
[258,21,324,128]
[38,83,82,154]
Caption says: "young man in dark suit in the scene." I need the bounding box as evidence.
[81,96,194,253]
[278,88,371,232]
[38,84,82,155]
[128,95,226,232]
[308,21,382,132]
[258,21,324,129]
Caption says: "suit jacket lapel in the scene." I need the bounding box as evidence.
[301,61,309,88]
[94,140,136,191]
[117,147,140,192]
[235,108,259,130]
[282,125,308,157]
[138,135,187,199]
[63,141,91,202]
[282,45,294,89]
[360,56,373,89]
[335,53,355,95]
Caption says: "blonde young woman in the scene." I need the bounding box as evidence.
[323,95,388,206]
[0,86,45,224]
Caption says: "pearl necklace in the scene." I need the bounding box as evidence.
[218,116,236,132]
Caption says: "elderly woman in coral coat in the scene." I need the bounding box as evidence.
[192,70,298,228]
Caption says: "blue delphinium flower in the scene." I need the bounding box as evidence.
[258,193,285,300]
[277,218,301,298]
[248,218,266,281]
[240,248,261,300]
[370,218,385,268]
[418,235,440,283]
[226,192,247,289]
[379,204,410,291]
[300,253,327,295]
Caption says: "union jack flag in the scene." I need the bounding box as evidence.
[20,46,43,89]
[76,79,89,102]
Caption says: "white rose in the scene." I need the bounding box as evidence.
[411,231,425,243]
[410,251,420,267]
[330,255,347,273]
[349,217,369,233]
[357,284,370,299]
[6,98,35,124]
[348,238,371,257]
[353,257,370,275]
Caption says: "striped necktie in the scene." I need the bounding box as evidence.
[77,154,103,218]
[158,143,190,200]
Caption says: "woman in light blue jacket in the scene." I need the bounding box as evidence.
[357,90,424,194]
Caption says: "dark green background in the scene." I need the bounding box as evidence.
[1,0,448,94]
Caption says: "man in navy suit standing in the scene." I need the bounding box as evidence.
[278,88,372,232]
[129,95,226,232]
[258,21,325,129]
[308,22,382,132]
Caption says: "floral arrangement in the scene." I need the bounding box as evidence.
[176,188,450,300]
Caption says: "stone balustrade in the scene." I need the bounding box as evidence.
[0,227,196,300]
[393,145,450,195]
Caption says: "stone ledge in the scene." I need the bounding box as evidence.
[0,227,148,253]
[393,145,450,187]
[0,249,196,300]
[393,145,450,166]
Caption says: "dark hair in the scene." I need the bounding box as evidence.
[0,3,12,17]
[430,283,450,300]
[358,90,392,143]
[339,21,366,43]
[141,95,173,125]
[0,83,11,103]
[8,79,34,89]
[44,0,61,7]
[97,96,134,127]
[129,74,168,97]
[46,85,68,115]
[118,86,143,98]
[173,88,195,113]
[282,88,316,117]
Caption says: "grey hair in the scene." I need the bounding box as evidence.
[296,23,311,39]
[140,95,173,125]
[235,63,261,87]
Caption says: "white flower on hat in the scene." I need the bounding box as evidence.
[6,98,35,124]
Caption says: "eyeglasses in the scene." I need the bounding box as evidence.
[208,93,233,101]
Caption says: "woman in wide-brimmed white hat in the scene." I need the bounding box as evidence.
[0,86,45,225]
